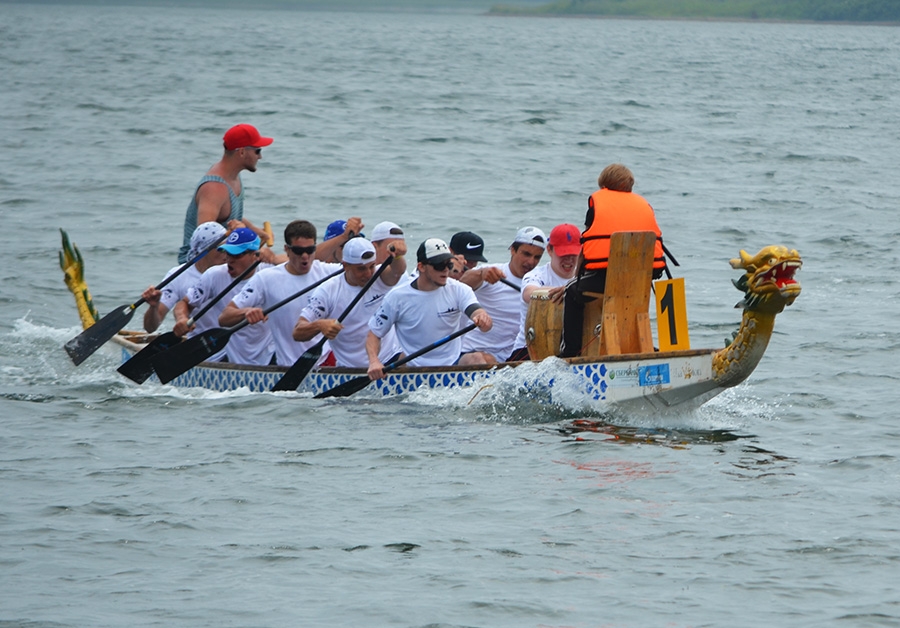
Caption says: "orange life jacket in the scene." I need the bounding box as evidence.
[581,189,666,271]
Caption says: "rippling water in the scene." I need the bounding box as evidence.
[2,4,900,626]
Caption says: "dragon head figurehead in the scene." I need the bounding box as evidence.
[729,245,802,315]
[712,245,802,388]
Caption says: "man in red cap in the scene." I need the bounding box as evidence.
[178,124,274,263]
[507,223,580,361]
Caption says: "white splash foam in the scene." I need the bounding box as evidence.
[405,358,611,424]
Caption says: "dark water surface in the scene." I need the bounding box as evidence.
[2,5,899,626]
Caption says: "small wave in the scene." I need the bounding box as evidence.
[600,121,636,134]
[75,102,124,113]
[0,197,36,207]
[119,381,263,402]
[0,392,58,403]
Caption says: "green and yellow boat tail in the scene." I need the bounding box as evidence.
[60,228,99,329]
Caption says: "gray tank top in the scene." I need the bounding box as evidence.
[178,175,244,262]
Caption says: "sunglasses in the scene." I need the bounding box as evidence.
[430,260,453,272]
[288,244,317,256]
[243,147,262,155]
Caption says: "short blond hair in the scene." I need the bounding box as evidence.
[598,163,634,192]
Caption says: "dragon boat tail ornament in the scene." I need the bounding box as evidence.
[712,245,802,388]
[60,228,99,329]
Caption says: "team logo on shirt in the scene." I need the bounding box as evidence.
[371,312,389,330]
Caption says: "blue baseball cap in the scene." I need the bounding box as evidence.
[324,219,363,241]
[219,227,261,255]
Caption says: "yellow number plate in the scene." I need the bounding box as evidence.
[654,277,690,352]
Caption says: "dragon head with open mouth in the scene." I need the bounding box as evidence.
[730,245,802,315]
[712,244,802,387]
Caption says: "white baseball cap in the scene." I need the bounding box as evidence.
[370,221,405,243]
[342,237,377,265]
[512,226,547,250]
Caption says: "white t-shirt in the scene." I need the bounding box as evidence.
[369,278,480,368]
[185,263,274,364]
[460,262,522,362]
[231,260,343,366]
[299,274,402,368]
[512,263,570,352]
[160,265,202,313]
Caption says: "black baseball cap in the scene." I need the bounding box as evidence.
[449,231,488,262]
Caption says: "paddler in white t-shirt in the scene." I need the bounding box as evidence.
[457,226,547,365]
[219,220,342,366]
[366,238,493,380]
[142,221,227,333]
[293,237,406,368]
[173,227,274,364]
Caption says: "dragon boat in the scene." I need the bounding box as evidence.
[60,229,802,413]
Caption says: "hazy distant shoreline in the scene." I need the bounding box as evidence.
[3,0,899,24]
[488,0,900,24]
[486,11,900,27]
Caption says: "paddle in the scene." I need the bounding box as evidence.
[271,254,394,392]
[64,234,226,366]
[116,260,261,384]
[314,322,478,399]
[151,268,344,384]
[498,277,521,292]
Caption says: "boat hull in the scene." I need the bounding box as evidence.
[115,335,726,413]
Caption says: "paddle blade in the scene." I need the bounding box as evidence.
[65,304,136,365]
[116,332,180,384]
[270,343,324,392]
[313,374,372,399]
[151,327,230,384]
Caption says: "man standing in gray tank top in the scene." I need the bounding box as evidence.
[178,123,273,263]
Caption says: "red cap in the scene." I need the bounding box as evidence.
[549,223,582,257]
[223,124,273,151]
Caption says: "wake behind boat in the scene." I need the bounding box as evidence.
[60,229,802,413]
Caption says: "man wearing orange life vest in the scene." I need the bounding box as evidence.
[559,163,668,358]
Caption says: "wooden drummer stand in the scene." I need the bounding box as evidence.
[580,230,656,358]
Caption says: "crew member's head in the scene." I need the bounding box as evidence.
[547,223,581,279]
[223,124,273,172]
[449,231,488,268]
[416,237,454,287]
[188,221,228,267]
[342,237,377,287]
[509,226,546,279]
[284,220,318,275]
[219,227,261,277]
[370,221,406,263]
[598,163,634,192]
